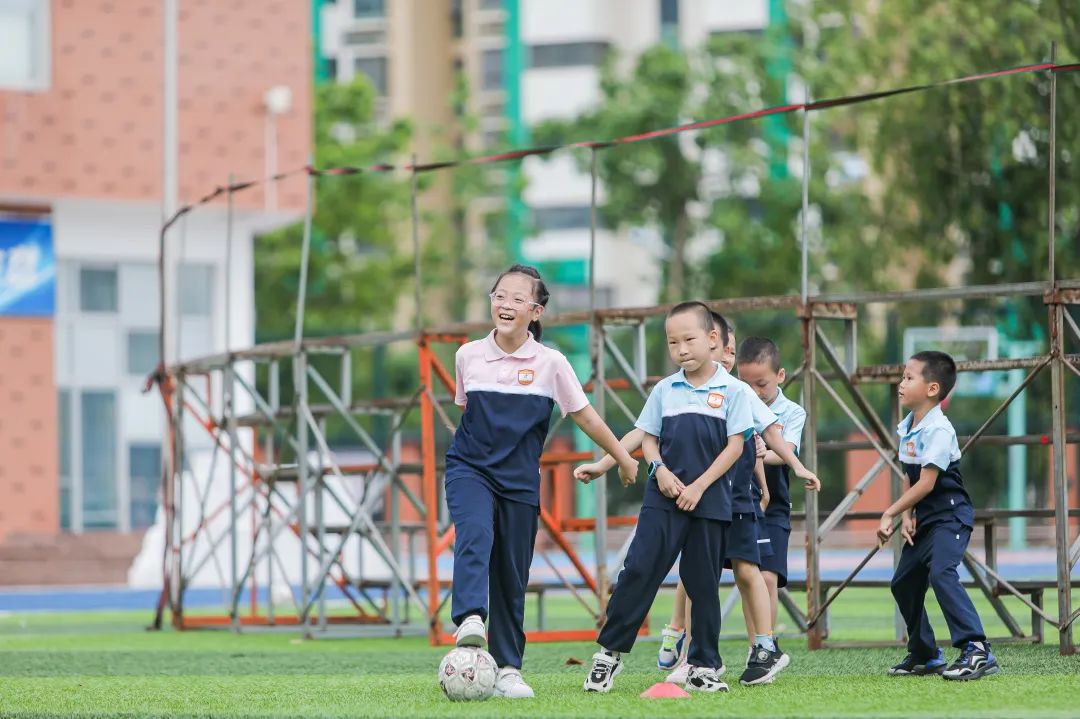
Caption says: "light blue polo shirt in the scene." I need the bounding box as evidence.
[897,404,973,529]
[733,393,783,516]
[763,387,807,528]
[635,362,763,521]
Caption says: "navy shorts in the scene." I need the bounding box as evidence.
[758,523,790,587]
[723,512,771,568]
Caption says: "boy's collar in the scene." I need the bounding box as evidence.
[768,386,786,407]
[675,361,730,389]
[483,330,539,361]
[898,403,944,433]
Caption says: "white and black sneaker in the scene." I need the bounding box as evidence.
[685,665,729,692]
[454,614,486,648]
[583,651,623,693]
[942,642,1000,681]
[739,644,790,685]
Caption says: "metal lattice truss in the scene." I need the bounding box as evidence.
[156,59,1077,654]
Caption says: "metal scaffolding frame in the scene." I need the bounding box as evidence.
[155,59,1077,654]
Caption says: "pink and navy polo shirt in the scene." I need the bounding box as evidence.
[446,330,589,506]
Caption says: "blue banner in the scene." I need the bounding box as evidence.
[0,219,55,317]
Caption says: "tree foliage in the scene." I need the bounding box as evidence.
[254,77,414,343]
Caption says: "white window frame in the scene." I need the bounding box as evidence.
[0,0,50,91]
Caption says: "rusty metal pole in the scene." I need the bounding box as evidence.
[1046,42,1074,655]
[800,93,824,649]
[589,148,610,613]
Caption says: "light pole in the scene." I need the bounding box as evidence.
[264,85,293,211]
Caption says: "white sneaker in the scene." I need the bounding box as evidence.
[665,660,690,685]
[686,665,729,692]
[494,667,535,698]
[583,651,623,693]
[667,657,723,684]
[454,614,486,648]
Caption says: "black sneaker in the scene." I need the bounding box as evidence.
[739,644,790,685]
[583,651,623,693]
[888,649,946,676]
[942,642,1001,681]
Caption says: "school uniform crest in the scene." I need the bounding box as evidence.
[517,368,535,385]
[707,392,725,409]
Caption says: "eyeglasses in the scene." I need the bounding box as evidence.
[489,291,541,309]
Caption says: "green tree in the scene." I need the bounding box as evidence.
[533,45,702,303]
[799,0,1080,507]
[254,77,414,343]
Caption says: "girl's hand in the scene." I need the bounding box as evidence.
[760,489,770,513]
[797,466,821,491]
[755,433,767,458]
[574,463,604,484]
[618,459,638,487]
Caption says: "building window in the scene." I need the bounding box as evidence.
[528,42,610,69]
[354,56,388,95]
[58,390,71,531]
[343,29,385,46]
[353,0,385,18]
[481,48,503,91]
[129,444,161,530]
[0,0,50,90]
[127,330,159,376]
[79,267,118,313]
[178,263,212,317]
[660,0,679,26]
[451,0,463,37]
[660,0,680,47]
[534,205,602,232]
[81,391,117,530]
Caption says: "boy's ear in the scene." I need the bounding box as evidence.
[776,367,786,383]
[927,380,941,399]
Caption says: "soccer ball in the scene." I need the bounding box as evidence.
[438,647,497,701]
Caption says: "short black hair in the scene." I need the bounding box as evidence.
[669,301,715,333]
[710,311,730,349]
[910,350,957,401]
[737,336,781,372]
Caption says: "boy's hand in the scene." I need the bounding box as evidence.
[656,467,685,498]
[755,433,767,458]
[900,514,916,546]
[574,463,604,484]
[675,481,704,512]
[617,459,638,488]
[760,489,770,513]
[796,466,821,491]
[876,513,895,545]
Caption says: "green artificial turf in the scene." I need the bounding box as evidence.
[0,588,1075,718]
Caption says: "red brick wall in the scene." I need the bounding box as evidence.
[0,0,310,210]
[0,318,59,541]
[844,432,892,532]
